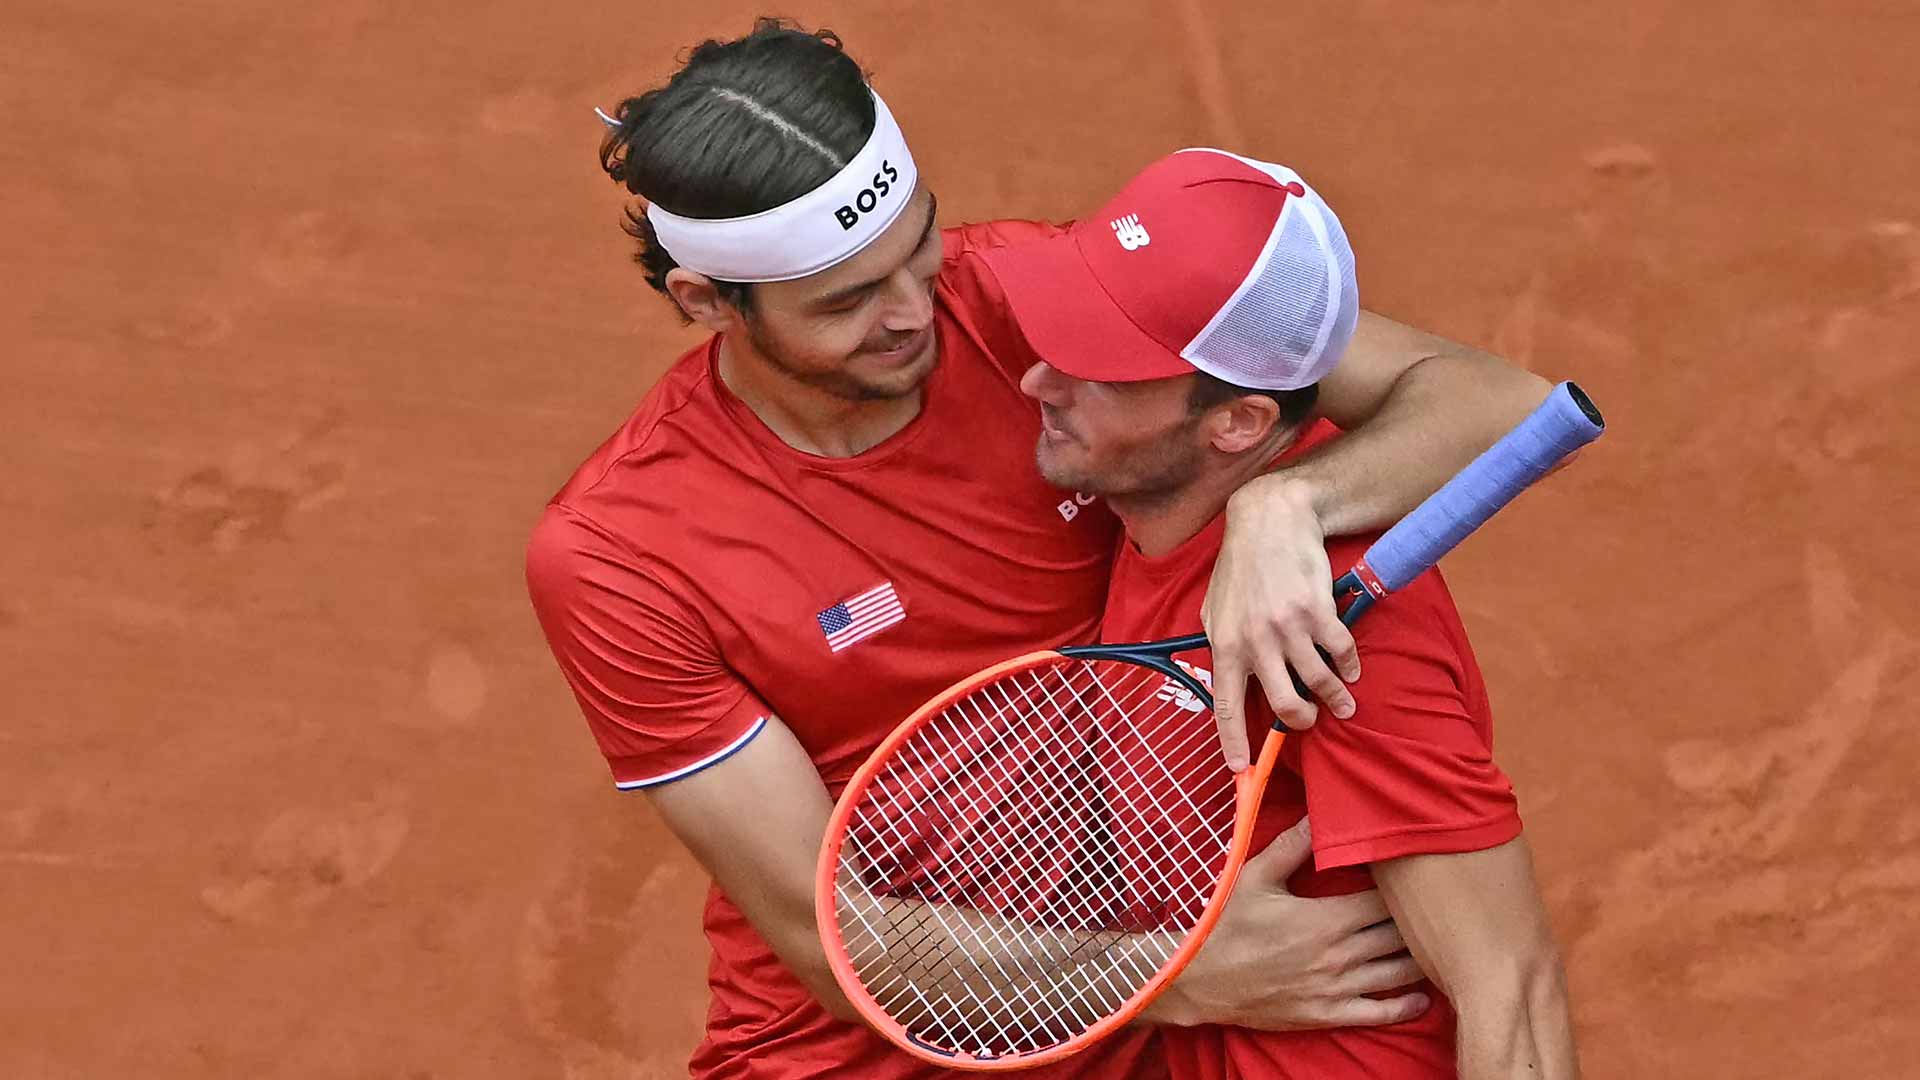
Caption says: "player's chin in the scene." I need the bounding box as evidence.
[1034,442,1091,493]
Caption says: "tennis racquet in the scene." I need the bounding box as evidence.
[815,382,1605,1070]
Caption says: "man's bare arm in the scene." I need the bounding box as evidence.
[1372,837,1580,1080]
[1288,311,1555,534]
[1204,312,1553,766]
[646,721,1425,1031]
[644,716,863,1019]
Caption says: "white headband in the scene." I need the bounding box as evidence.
[626,90,920,283]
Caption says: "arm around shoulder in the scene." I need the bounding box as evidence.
[1271,309,1554,535]
[1204,313,1550,735]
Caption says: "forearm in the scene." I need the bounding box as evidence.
[717,863,1153,1030]
[1452,957,1579,1080]
[644,720,864,1021]
[835,876,1179,1033]
[757,879,866,1022]
[661,722,1177,1031]
[1374,841,1579,1079]
[1280,331,1551,536]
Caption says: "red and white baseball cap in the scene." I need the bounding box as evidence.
[981,148,1358,391]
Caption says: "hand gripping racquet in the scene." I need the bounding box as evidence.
[815,382,1605,1069]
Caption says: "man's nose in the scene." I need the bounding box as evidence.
[878,271,934,332]
[1019,360,1067,402]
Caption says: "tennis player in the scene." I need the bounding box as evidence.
[527,19,1557,1078]
[986,148,1578,1078]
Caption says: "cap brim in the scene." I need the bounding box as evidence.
[978,232,1195,383]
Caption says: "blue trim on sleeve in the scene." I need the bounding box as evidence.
[613,715,771,790]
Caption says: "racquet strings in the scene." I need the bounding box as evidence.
[830,656,1239,1057]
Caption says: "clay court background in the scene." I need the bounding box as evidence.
[5,1,1918,1076]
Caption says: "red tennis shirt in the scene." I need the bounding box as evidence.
[1098,440,1523,1080]
[526,222,1169,1078]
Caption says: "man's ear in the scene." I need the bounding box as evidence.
[664,268,739,334]
[1207,393,1284,454]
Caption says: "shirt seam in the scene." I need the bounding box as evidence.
[1315,809,1520,852]
[569,340,725,502]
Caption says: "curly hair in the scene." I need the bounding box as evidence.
[598,18,875,318]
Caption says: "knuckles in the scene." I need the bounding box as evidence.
[1300,666,1341,688]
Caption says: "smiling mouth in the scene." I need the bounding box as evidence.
[866,329,930,363]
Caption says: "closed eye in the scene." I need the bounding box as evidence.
[818,292,872,315]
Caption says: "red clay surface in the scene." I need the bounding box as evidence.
[5,2,1917,1077]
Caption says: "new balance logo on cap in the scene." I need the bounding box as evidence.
[980,149,1358,392]
[1111,214,1150,251]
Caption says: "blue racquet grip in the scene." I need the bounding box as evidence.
[1360,382,1604,592]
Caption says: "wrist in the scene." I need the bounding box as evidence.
[1138,984,1203,1028]
[1229,472,1325,529]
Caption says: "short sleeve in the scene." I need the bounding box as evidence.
[1291,571,1522,870]
[525,504,772,789]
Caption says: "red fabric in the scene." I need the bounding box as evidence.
[526,222,1166,1079]
[978,151,1304,384]
[1097,434,1522,1079]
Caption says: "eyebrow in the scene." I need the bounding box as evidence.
[809,192,940,309]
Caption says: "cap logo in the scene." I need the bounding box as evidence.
[1110,214,1151,252]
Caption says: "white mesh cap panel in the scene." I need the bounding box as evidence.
[1178,152,1359,391]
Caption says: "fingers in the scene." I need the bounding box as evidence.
[1333,920,1409,967]
[1339,955,1428,998]
[1309,991,1432,1030]
[1266,633,1354,725]
[1204,522,1371,736]
[1244,816,1314,881]
[1216,629,1316,734]
[1209,650,1252,772]
[1261,645,1320,731]
[1214,712,1251,776]
[1315,610,1362,684]
[1312,887,1393,933]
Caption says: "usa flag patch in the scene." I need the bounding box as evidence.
[816,582,906,653]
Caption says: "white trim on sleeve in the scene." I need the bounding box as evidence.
[613,715,771,790]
